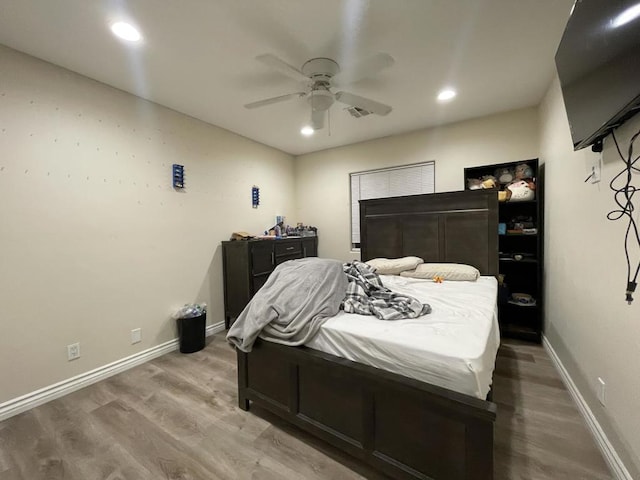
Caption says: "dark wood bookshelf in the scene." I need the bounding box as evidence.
[464,159,543,343]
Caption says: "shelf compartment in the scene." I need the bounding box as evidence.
[499,257,538,263]
[500,323,541,342]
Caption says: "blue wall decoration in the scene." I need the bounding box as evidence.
[172,164,184,189]
[252,186,260,208]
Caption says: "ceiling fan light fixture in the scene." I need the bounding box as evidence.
[308,89,335,112]
[300,126,315,136]
[310,109,325,131]
[110,22,142,42]
[437,88,457,102]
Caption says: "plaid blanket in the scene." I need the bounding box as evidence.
[341,261,431,320]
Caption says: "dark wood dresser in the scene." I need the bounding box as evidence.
[221,236,318,328]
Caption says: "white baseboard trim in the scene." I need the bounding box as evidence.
[543,335,633,480]
[0,321,226,422]
[205,322,225,337]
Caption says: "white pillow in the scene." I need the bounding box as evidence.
[400,263,480,281]
[365,256,424,275]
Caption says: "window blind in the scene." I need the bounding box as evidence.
[350,162,435,247]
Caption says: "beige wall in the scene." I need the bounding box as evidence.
[0,45,295,403]
[294,108,539,261]
[540,76,640,476]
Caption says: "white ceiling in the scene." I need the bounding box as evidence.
[0,0,574,156]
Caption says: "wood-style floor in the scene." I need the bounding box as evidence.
[0,335,613,480]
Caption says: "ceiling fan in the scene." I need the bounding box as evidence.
[244,53,394,131]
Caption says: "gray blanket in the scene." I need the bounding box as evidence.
[226,257,347,352]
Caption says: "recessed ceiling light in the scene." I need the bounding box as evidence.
[300,126,314,136]
[612,3,640,28]
[110,22,142,42]
[437,88,457,102]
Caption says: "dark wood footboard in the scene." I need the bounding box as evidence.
[237,339,496,480]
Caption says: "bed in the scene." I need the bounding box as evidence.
[305,274,500,400]
[235,189,499,480]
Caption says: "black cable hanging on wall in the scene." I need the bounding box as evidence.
[608,128,640,304]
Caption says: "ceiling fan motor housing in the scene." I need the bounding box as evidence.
[301,57,340,81]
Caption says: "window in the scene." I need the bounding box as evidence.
[350,161,435,249]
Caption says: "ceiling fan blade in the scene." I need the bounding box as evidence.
[333,53,394,85]
[335,91,392,116]
[244,92,306,109]
[255,54,309,83]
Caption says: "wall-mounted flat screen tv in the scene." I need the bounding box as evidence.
[555,0,640,151]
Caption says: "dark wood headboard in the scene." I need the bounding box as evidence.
[360,189,499,276]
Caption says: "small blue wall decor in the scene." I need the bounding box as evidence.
[172,164,184,189]
[252,186,260,208]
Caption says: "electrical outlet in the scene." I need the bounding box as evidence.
[131,328,142,344]
[597,377,606,406]
[586,155,601,184]
[67,342,80,361]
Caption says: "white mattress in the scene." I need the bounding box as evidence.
[305,275,500,399]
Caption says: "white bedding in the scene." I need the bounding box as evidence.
[305,275,499,399]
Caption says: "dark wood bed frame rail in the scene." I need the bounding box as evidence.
[236,190,499,480]
[238,340,496,480]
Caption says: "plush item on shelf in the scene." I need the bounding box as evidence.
[511,217,535,230]
[467,178,483,190]
[468,175,498,190]
[480,175,497,189]
[514,163,534,180]
[506,180,535,201]
[509,292,536,306]
[495,167,515,184]
[498,190,512,202]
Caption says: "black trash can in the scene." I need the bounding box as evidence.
[177,313,206,353]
